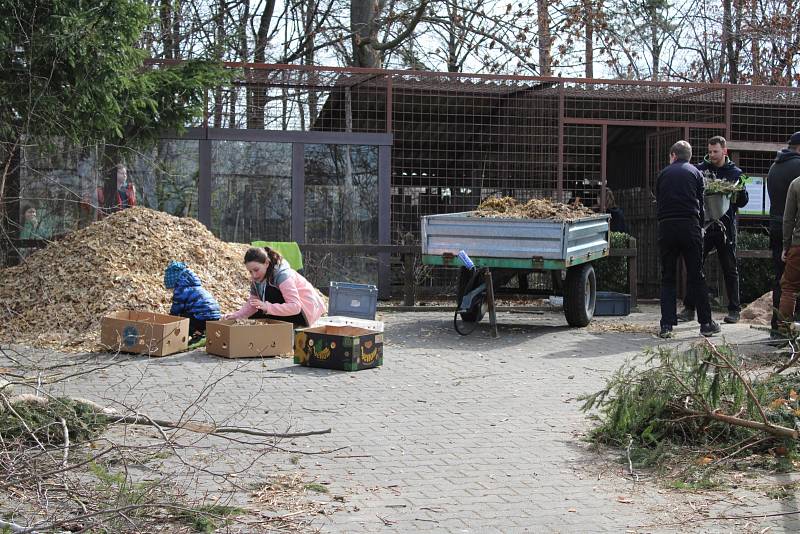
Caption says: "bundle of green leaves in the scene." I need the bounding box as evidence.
[704,173,749,197]
[593,232,631,293]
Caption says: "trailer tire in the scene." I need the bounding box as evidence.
[564,264,596,327]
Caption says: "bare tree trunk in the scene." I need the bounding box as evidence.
[749,0,761,83]
[160,0,174,59]
[722,0,736,82]
[248,0,276,129]
[212,0,226,128]
[537,0,552,76]
[584,0,594,78]
[305,0,319,127]
[447,0,459,72]
[650,21,661,81]
[171,0,181,59]
[351,0,383,67]
[733,0,744,82]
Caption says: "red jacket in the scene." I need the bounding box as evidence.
[96,182,136,219]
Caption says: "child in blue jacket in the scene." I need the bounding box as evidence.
[164,261,222,341]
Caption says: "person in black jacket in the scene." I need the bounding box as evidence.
[656,140,720,338]
[605,189,628,233]
[767,131,800,335]
[677,136,748,324]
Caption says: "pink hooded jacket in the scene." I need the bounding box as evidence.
[229,262,325,326]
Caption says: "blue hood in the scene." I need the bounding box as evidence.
[175,268,202,288]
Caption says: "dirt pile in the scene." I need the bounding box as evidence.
[0,207,252,352]
[740,291,772,326]
[475,196,596,221]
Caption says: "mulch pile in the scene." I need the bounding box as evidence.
[740,291,772,326]
[0,207,253,352]
[474,196,596,221]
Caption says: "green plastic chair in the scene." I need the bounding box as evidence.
[250,241,304,272]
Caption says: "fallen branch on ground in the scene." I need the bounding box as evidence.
[107,415,331,438]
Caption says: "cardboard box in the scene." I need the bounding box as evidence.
[205,319,293,358]
[294,325,383,371]
[315,316,385,332]
[101,311,189,356]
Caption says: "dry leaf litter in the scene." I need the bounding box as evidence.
[474,196,596,221]
[587,322,657,335]
[0,207,254,353]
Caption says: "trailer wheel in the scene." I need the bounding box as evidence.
[564,264,596,327]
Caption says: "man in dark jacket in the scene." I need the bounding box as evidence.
[767,131,800,334]
[656,140,720,338]
[677,136,748,324]
[164,261,222,339]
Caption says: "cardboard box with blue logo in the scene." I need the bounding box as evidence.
[100,311,189,356]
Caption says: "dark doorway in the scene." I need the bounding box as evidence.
[606,126,682,298]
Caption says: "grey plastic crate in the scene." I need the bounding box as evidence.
[329,282,378,320]
[595,291,631,316]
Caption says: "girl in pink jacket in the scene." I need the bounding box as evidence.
[224,247,325,327]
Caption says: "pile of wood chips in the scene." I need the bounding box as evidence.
[0,207,254,353]
[740,291,772,326]
[230,319,263,326]
[474,196,596,221]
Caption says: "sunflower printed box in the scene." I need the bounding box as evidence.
[294,325,383,371]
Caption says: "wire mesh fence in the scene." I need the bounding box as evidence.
[7,62,800,297]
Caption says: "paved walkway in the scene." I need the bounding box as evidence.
[13,306,800,533]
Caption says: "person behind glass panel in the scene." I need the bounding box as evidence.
[20,203,49,240]
[97,163,136,219]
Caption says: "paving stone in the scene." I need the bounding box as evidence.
[5,305,793,532]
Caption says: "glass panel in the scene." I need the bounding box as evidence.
[304,144,378,243]
[129,140,200,218]
[17,140,200,240]
[303,144,379,286]
[18,141,93,239]
[210,140,292,244]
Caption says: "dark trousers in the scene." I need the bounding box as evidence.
[659,219,713,327]
[251,310,307,327]
[768,220,800,328]
[188,318,207,334]
[683,221,740,313]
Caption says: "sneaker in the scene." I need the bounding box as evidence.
[677,307,696,323]
[723,311,740,324]
[700,320,721,337]
[659,325,674,339]
[188,333,206,349]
